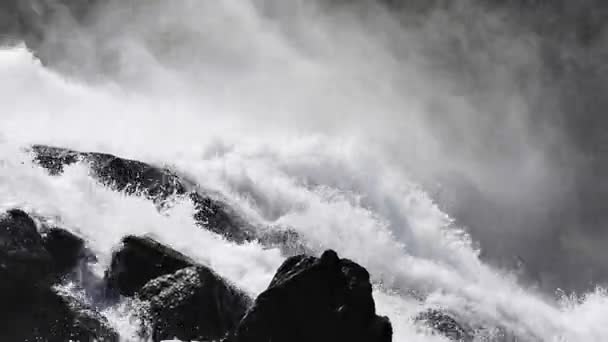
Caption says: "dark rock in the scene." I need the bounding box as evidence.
[105,235,195,297]
[189,192,254,242]
[42,227,90,276]
[138,266,252,342]
[0,208,94,289]
[32,145,308,249]
[32,145,187,199]
[231,250,392,342]
[31,145,256,244]
[84,151,187,199]
[0,288,119,342]
[415,309,472,341]
[0,209,119,341]
[32,145,81,175]
[0,209,55,296]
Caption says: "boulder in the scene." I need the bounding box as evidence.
[230,250,392,342]
[0,209,55,295]
[105,235,196,297]
[138,266,251,342]
[0,209,119,341]
[0,209,94,288]
[415,309,472,341]
[0,288,118,342]
[42,226,91,276]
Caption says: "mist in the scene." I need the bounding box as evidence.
[2,0,608,295]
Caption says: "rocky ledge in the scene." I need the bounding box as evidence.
[31,145,304,254]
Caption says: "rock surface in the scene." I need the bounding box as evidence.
[230,250,392,342]
[105,235,196,297]
[138,266,251,342]
[32,145,258,243]
[0,288,118,342]
[31,145,305,252]
[42,226,90,276]
[0,209,55,295]
[415,309,472,341]
[105,235,251,341]
[0,209,118,341]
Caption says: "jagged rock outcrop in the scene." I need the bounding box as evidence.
[32,145,258,243]
[138,266,252,342]
[32,145,186,198]
[31,145,305,253]
[0,209,118,341]
[230,250,392,342]
[105,235,196,297]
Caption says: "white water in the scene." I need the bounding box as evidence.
[1,1,608,341]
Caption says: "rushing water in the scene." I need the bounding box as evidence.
[1,1,607,341]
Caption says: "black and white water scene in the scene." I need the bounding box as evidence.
[1,1,608,341]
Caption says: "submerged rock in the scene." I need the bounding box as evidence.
[105,235,196,297]
[415,309,473,341]
[231,250,392,342]
[138,266,251,342]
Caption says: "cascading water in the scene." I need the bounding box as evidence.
[1,1,608,341]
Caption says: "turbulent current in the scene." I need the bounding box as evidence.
[1,1,608,341]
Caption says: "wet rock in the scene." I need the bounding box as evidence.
[0,209,55,295]
[0,209,94,289]
[190,191,254,242]
[415,309,473,341]
[105,235,195,297]
[0,209,119,341]
[42,226,90,276]
[231,250,392,342]
[32,145,186,199]
[32,145,81,175]
[32,145,308,248]
[85,152,187,198]
[138,266,252,342]
[0,288,119,342]
[31,145,255,244]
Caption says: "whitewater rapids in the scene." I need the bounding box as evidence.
[1,2,608,340]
